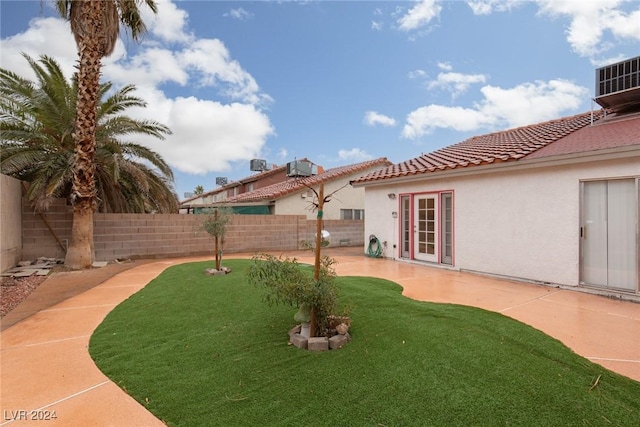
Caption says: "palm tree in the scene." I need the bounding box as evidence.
[194,185,205,195]
[55,0,158,269]
[0,54,178,214]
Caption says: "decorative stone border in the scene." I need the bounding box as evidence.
[204,267,232,276]
[288,323,351,351]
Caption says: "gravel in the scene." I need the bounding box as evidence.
[1,275,48,318]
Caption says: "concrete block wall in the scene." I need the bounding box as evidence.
[92,212,210,261]
[20,199,364,262]
[21,199,72,261]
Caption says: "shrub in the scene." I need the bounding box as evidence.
[247,253,338,335]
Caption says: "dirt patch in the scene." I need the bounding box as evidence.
[1,275,48,318]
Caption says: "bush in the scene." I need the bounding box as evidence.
[247,254,338,335]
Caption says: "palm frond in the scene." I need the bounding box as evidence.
[1,53,176,213]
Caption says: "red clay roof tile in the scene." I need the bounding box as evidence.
[526,111,640,159]
[353,110,616,184]
[222,157,392,203]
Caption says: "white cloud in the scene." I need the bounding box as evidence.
[408,69,427,79]
[338,148,373,162]
[467,0,521,15]
[398,0,442,31]
[142,0,192,43]
[0,3,275,177]
[0,18,78,80]
[106,47,189,87]
[590,53,631,68]
[479,79,586,125]
[471,0,640,60]
[131,88,273,174]
[403,105,489,139]
[277,148,288,159]
[402,79,588,139]
[427,71,487,97]
[178,39,271,105]
[364,111,397,127]
[225,8,253,21]
[371,21,383,31]
[437,62,452,71]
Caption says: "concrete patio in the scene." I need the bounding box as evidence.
[1,249,638,426]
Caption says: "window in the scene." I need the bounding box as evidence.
[341,209,364,220]
[247,183,254,192]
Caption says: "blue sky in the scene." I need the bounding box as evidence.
[1,1,639,199]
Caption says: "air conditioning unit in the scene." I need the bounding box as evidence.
[286,160,314,177]
[594,56,640,113]
[250,159,268,172]
[215,177,228,186]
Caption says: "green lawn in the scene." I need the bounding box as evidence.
[89,259,640,426]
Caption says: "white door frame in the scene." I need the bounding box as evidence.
[413,194,439,263]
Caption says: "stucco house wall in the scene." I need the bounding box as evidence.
[364,156,639,288]
[274,175,368,220]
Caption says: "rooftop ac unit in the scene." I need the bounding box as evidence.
[250,159,268,172]
[215,177,228,186]
[286,160,314,177]
[594,56,640,112]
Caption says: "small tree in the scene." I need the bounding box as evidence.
[247,253,338,336]
[194,185,205,195]
[248,181,348,337]
[201,207,232,270]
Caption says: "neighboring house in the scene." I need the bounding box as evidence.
[180,160,312,213]
[213,158,392,219]
[352,100,639,295]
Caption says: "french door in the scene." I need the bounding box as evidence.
[404,192,453,264]
[414,195,438,262]
[581,179,638,292]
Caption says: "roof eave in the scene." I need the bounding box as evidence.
[353,145,640,188]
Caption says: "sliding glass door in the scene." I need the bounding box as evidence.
[581,179,638,292]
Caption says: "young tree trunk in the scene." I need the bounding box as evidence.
[214,210,220,270]
[215,236,220,270]
[310,183,325,337]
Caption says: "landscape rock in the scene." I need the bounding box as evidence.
[205,267,232,276]
[290,333,308,349]
[329,334,349,349]
[308,337,329,352]
[336,323,349,335]
[288,324,302,338]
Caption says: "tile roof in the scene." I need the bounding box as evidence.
[180,159,309,203]
[221,157,392,204]
[525,111,640,159]
[353,110,611,184]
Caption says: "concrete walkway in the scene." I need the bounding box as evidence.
[1,250,639,426]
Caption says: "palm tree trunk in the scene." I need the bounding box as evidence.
[65,207,95,269]
[64,0,106,269]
